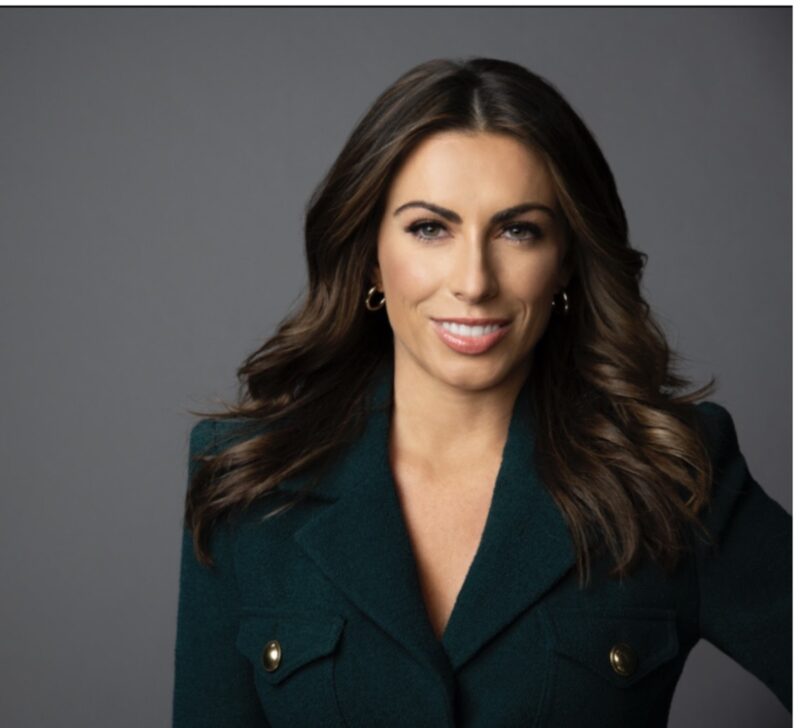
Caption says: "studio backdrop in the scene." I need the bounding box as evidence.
[0,7,790,727]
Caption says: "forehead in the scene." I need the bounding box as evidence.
[386,131,556,207]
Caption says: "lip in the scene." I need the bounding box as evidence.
[431,318,512,355]
[430,316,511,325]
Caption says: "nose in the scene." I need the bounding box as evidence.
[448,234,499,303]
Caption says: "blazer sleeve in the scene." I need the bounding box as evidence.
[172,419,270,727]
[692,402,792,712]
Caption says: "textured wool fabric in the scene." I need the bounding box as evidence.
[172,358,791,727]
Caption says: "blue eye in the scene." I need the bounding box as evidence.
[405,220,544,243]
[503,222,544,242]
[406,221,447,241]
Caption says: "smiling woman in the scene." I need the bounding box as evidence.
[373,131,571,387]
[173,57,791,727]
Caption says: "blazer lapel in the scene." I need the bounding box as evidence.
[439,378,577,670]
[279,356,576,678]
[284,357,454,683]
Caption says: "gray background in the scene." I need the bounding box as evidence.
[0,7,790,727]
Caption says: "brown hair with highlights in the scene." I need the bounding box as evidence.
[185,57,716,588]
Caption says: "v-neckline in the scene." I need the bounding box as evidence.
[289,353,577,674]
[380,368,534,646]
[389,434,505,643]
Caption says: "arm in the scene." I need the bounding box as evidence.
[693,402,792,712]
[172,419,270,727]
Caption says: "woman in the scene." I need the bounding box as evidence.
[172,57,791,727]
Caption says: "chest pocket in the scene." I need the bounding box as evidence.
[236,609,347,727]
[541,606,681,727]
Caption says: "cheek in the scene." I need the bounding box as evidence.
[381,244,439,302]
[505,254,560,306]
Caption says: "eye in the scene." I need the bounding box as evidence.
[406,220,447,241]
[403,219,545,244]
[503,222,544,243]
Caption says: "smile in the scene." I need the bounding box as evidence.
[439,321,503,336]
[431,319,512,355]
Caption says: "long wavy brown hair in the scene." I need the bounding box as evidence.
[184,56,717,588]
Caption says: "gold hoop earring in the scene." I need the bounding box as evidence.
[551,289,569,315]
[365,285,385,311]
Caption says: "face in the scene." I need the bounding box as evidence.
[373,130,572,392]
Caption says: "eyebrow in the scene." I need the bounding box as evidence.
[392,200,557,225]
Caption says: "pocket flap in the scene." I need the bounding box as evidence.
[236,609,345,685]
[549,606,679,688]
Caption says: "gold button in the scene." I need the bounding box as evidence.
[609,642,638,677]
[262,640,282,672]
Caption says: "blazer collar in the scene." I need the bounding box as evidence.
[281,356,576,676]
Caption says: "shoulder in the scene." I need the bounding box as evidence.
[690,400,748,504]
[189,417,268,457]
[689,400,788,543]
[691,400,739,459]
[187,417,269,490]
[685,400,749,541]
[693,398,743,471]
[188,418,217,456]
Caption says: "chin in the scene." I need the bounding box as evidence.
[435,360,510,390]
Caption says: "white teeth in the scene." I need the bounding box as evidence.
[439,321,503,337]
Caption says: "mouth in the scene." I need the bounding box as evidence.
[430,317,512,355]
[430,317,511,327]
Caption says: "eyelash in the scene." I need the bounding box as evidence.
[405,220,544,244]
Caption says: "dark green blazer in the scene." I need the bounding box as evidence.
[172,360,791,727]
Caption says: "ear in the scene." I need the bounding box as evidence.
[371,263,383,290]
[557,250,575,290]
[554,225,575,290]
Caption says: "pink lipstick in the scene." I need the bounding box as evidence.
[430,318,512,355]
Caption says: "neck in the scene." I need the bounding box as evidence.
[388,351,531,468]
